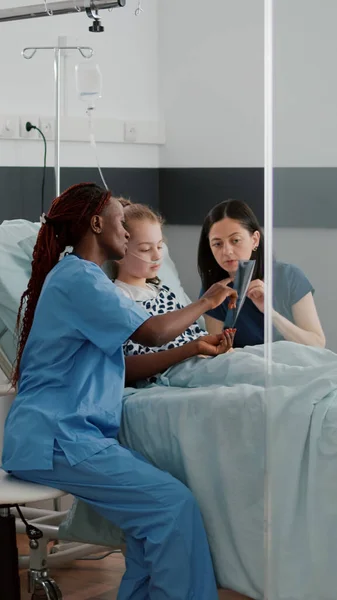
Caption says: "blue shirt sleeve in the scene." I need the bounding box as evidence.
[288,264,314,306]
[274,262,314,309]
[66,262,150,356]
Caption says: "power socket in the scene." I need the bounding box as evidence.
[0,116,19,139]
[39,117,54,140]
[124,122,137,143]
[20,116,39,139]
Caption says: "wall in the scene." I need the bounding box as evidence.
[0,0,161,218]
[158,0,264,168]
[158,0,337,168]
[274,0,337,168]
[158,0,337,226]
[157,0,265,225]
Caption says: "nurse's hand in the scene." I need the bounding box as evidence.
[202,279,238,310]
[247,279,265,313]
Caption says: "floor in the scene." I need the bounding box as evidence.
[18,535,252,600]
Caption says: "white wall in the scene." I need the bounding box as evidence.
[158,0,337,168]
[0,0,160,168]
[158,0,264,168]
[274,0,337,167]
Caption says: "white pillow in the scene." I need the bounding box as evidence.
[158,243,194,307]
[0,221,41,365]
[18,234,38,261]
[8,231,204,328]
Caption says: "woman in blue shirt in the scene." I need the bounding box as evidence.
[198,199,325,348]
[2,183,237,600]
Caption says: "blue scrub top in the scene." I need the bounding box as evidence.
[2,255,149,471]
[202,262,314,348]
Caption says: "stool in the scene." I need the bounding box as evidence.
[0,469,65,599]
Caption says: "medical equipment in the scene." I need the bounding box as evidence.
[223,259,256,328]
[0,1,126,25]
[75,62,109,190]
[135,0,143,17]
[264,2,274,597]
[128,252,162,265]
[86,4,105,33]
[76,62,102,111]
[23,45,93,198]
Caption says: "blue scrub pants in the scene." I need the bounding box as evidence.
[13,440,218,600]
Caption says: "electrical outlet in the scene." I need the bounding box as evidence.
[20,116,39,139]
[39,117,54,140]
[0,116,19,139]
[124,122,137,143]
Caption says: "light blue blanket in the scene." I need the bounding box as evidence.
[59,341,337,599]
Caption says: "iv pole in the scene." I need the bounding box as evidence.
[1,1,127,197]
[22,44,93,198]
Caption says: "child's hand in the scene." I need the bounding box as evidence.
[216,328,236,355]
[224,328,236,347]
[191,331,235,357]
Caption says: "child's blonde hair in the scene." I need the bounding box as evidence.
[111,199,164,283]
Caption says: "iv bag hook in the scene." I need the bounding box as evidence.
[44,0,53,16]
[135,1,143,16]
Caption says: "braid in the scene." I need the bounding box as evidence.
[12,182,111,387]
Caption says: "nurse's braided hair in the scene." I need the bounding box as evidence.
[12,182,111,387]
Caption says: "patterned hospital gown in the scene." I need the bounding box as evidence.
[115,281,206,357]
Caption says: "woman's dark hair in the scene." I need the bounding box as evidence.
[12,182,112,387]
[198,199,264,291]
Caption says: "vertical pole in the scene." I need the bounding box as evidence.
[54,47,61,197]
[263,0,274,598]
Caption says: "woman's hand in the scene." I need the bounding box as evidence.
[191,330,235,357]
[247,279,265,313]
[202,279,238,311]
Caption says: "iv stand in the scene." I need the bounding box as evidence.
[22,44,93,198]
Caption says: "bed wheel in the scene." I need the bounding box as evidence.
[30,577,62,600]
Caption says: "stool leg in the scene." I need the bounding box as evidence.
[0,507,21,600]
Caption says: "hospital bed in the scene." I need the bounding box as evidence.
[3,219,337,600]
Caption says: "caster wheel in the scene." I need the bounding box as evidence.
[31,577,62,600]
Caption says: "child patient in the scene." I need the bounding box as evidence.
[113,200,235,386]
